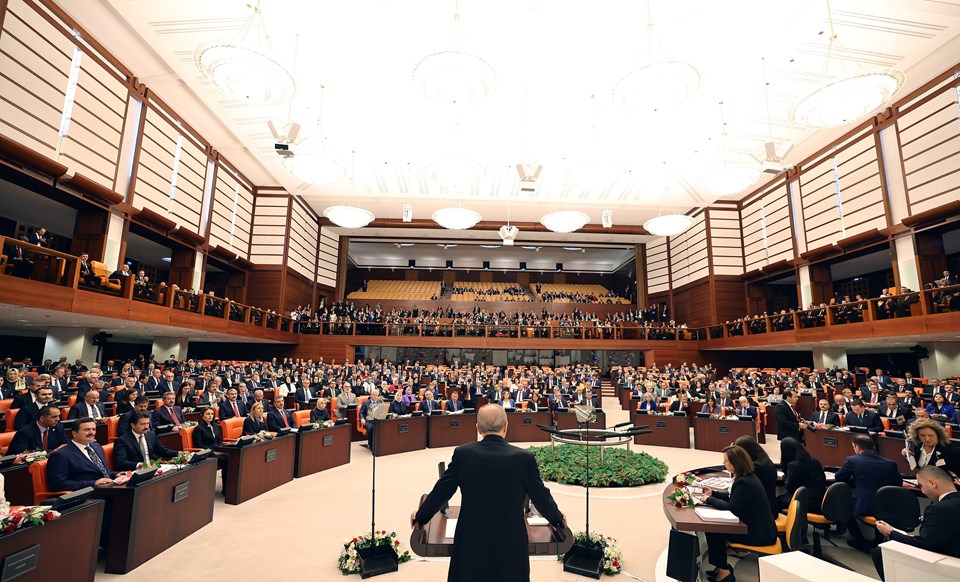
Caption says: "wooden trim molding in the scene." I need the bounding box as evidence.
[0,134,68,178]
[901,200,960,229]
[60,173,124,206]
[136,207,177,232]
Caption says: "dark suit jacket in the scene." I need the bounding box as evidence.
[810,409,840,425]
[149,406,184,431]
[309,407,331,423]
[834,451,902,516]
[8,423,67,454]
[46,442,116,490]
[192,423,223,448]
[843,411,884,432]
[13,401,44,430]
[775,401,804,442]
[705,473,777,546]
[910,443,960,476]
[388,400,408,416]
[295,387,314,404]
[242,416,268,435]
[414,435,563,582]
[113,431,179,471]
[419,399,439,415]
[781,458,827,513]
[446,399,464,413]
[218,400,247,420]
[266,408,296,432]
[887,491,960,557]
[68,402,106,420]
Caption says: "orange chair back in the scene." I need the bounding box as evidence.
[106,416,120,442]
[179,425,196,450]
[67,395,77,407]
[60,407,71,421]
[356,396,369,435]
[102,443,114,470]
[0,399,12,413]
[294,410,311,426]
[0,431,14,454]
[220,417,244,440]
[28,458,69,504]
[4,408,19,432]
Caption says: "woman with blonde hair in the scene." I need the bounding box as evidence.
[903,417,960,475]
[242,401,268,435]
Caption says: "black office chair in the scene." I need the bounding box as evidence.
[807,482,853,558]
[860,485,921,533]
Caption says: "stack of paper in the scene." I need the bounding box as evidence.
[695,508,739,523]
[444,518,458,539]
[527,516,550,526]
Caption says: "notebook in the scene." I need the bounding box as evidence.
[695,508,739,523]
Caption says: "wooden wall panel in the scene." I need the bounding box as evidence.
[708,207,743,276]
[245,267,283,312]
[645,237,669,294]
[250,195,288,265]
[669,212,707,288]
[740,180,792,272]
[283,267,314,314]
[899,87,960,215]
[209,158,254,259]
[317,228,338,288]
[287,197,318,280]
[713,278,746,323]
[671,279,713,328]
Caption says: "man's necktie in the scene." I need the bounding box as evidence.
[139,434,149,462]
[282,410,289,427]
[233,402,240,417]
[168,407,178,424]
[86,446,110,477]
[41,429,48,450]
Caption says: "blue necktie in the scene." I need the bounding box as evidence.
[86,446,110,478]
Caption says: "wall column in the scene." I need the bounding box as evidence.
[152,337,189,362]
[918,342,960,379]
[812,346,848,370]
[43,327,100,366]
[798,265,812,308]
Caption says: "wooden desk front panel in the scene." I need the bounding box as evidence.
[633,413,691,448]
[693,417,756,452]
[428,413,478,448]
[295,424,351,477]
[0,500,104,581]
[219,434,296,505]
[505,411,553,443]
[372,415,427,457]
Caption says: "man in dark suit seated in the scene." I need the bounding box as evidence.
[14,386,54,430]
[77,253,101,288]
[113,412,180,471]
[7,405,67,454]
[118,396,150,439]
[548,387,568,411]
[445,390,465,413]
[108,262,132,283]
[419,390,440,415]
[46,417,117,491]
[892,286,919,318]
[872,466,960,580]
[359,389,385,449]
[810,398,840,426]
[3,239,34,278]
[411,404,566,582]
[266,396,297,431]
[149,392,184,432]
[68,389,106,419]
[876,392,912,430]
[295,384,314,408]
[218,388,247,420]
[733,396,756,418]
[26,227,47,247]
[844,399,885,432]
[835,435,903,552]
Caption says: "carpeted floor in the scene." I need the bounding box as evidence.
[95,406,882,581]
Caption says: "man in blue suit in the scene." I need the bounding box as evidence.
[266,396,297,431]
[7,405,67,454]
[46,417,117,490]
[113,412,179,471]
[834,434,902,552]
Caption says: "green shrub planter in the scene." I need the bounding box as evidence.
[530,444,669,487]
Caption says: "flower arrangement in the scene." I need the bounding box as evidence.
[94,417,108,425]
[181,420,198,428]
[559,531,623,576]
[1,506,60,534]
[667,486,697,508]
[338,530,412,575]
[13,449,48,465]
[674,472,697,486]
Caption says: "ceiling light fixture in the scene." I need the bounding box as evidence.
[789,0,904,128]
[433,207,481,230]
[644,161,692,237]
[322,150,375,228]
[194,1,295,106]
[540,210,590,234]
[281,85,345,185]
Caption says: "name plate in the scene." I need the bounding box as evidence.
[718,426,730,435]
[322,435,334,446]
[823,437,838,448]
[450,419,460,429]
[523,418,533,425]
[173,481,190,503]
[1,544,39,582]
[265,448,278,462]
[398,424,408,434]
[656,421,667,429]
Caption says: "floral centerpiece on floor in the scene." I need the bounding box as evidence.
[338,530,411,575]
[559,531,623,576]
[1,506,60,534]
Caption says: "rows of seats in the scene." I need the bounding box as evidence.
[347,280,441,301]
[450,281,530,302]
[530,283,629,304]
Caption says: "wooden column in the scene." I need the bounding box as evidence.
[808,262,833,304]
[70,208,110,260]
[168,248,196,289]
[914,231,947,287]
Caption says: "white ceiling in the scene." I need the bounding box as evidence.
[57,0,960,232]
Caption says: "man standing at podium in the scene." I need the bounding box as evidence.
[411,404,566,582]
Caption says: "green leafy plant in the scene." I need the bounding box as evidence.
[530,444,668,487]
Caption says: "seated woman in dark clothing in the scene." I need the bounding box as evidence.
[310,397,331,423]
[699,445,778,582]
[777,437,826,513]
[242,401,268,435]
[734,435,779,519]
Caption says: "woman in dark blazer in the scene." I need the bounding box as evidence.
[904,417,960,475]
[777,437,826,513]
[699,445,778,582]
[174,383,194,408]
[734,436,779,518]
[388,392,408,416]
[700,395,721,415]
[193,407,223,448]
[637,392,659,412]
[242,402,268,435]
[310,398,331,423]
[115,389,139,415]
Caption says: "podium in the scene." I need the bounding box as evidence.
[409,495,573,558]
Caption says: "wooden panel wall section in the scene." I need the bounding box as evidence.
[645,237,670,294]
[282,267,315,314]
[245,266,283,312]
[287,196,319,281]
[712,276,747,323]
[670,278,713,328]
[707,206,743,276]
[740,179,793,272]
[208,155,254,260]
[70,207,109,259]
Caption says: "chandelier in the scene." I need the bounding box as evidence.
[412,7,496,106]
[433,207,482,230]
[540,210,590,234]
[644,214,693,237]
[613,61,701,115]
[789,1,904,129]
[194,2,295,105]
[323,205,375,229]
[282,154,345,185]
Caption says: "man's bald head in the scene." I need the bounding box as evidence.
[476,404,507,436]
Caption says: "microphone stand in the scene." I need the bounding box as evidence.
[563,407,603,579]
[356,413,399,578]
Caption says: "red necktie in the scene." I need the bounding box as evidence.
[233,402,240,417]
[169,407,178,423]
[282,411,289,427]
[42,429,49,450]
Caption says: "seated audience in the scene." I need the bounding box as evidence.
[46,418,117,490]
[8,405,67,454]
[113,411,179,471]
[69,389,106,419]
[149,392,184,431]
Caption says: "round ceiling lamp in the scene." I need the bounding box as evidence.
[540,210,590,234]
[412,51,497,106]
[195,44,296,105]
[643,214,693,237]
[323,205,375,229]
[432,207,482,230]
[282,153,346,185]
[428,157,486,188]
[613,61,701,115]
[789,71,905,128]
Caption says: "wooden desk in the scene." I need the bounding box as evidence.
[410,501,574,558]
[216,434,296,504]
[877,435,912,475]
[693,416,756,452]
[662,479,747,535]
[633,413,690,449]
[371,415,427,457]
[555,411,607,431]
[0,500,104,581]
[0,463,34,506]
[93,459,217,573]
[428,413,478,448]
[805,429,862,467]
[294,423,351,477]
[346,407,365,442]
[505,411,553,443]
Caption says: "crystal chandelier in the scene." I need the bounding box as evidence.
[433,207,482,230]
[789,1,904,129]
[194,2,295,105]
[412,7,496,106]
[644,161,692,237]
[323,205,375,229]
[540,210,590,234]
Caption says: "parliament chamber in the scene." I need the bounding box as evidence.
[2,1,960,581]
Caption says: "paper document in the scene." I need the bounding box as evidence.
[527,516,550,526]
[697,477,733,490]
[906,454,917,471]
[903,478,918,487]
[823,471,836,481]
[444,518,458,539]
[695,508,739,523]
